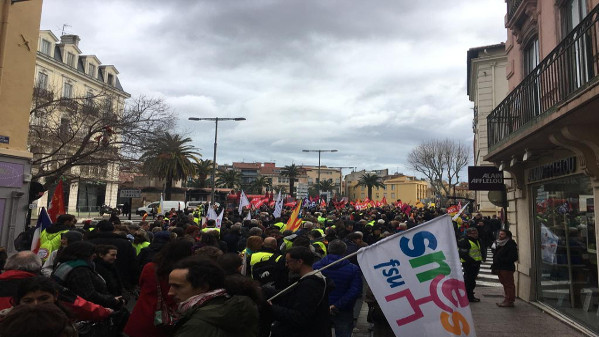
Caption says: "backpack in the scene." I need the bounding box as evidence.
[251,253,280,286]
[14,227,36,251]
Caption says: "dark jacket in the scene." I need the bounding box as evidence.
[222,231,242,253]
[174,294,258,337]
[313,254,362,311]
[271,273,332,337]
[94,258,123,296]
[53,259,120,309]
[87,231,138,289]
[491,240,518,271]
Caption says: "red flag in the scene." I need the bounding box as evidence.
[48,180,65,223]
[381,196,388,205]
[269,192,274,202]
[320,199,326,207]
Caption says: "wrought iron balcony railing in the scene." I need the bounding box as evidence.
[487,3,599,149]
[506,0,524,24]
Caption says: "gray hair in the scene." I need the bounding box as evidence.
[5,251,42,272]
[328,240,347,255]
[248,227,263,237]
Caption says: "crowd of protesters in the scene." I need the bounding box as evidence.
[0,199,506,337]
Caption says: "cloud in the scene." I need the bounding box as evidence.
[40,0,506,178]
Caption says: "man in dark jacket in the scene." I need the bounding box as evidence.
[491,229,518,307]
[87,220,138,290]
[313,240,362,337]
[270,246,332,337]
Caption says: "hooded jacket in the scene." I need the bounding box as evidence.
[174,294,258,337]
[87,231,138,289]
[313,254,362,311]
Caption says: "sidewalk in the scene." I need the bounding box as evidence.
[351,286,589,337]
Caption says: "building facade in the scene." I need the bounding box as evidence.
[345,170,429,203]
[485,1,599,334]
[0,0,43,252]
[31,31,130,214]
[467,43,509,216]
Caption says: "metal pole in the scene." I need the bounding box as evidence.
[268,249,360,302]
[317,150,321,197]
[211,118,218,205]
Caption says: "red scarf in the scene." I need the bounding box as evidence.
[178,288,227,314]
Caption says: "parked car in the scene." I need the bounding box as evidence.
[136,201,185,216]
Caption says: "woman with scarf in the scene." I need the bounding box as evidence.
[491,229,518,307]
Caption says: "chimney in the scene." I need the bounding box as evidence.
[60,35,80,47]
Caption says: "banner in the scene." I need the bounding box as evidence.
[273,191,283,218]
[357,216,476,337]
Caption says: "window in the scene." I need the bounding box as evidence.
[63,82,73,98]
[523,38,539,76]
[107,73,114,85]
[37,72,48,89]
[562,0,588,36]
[41,39,51,55]
[88,64,96,77]
[85,91,94,107]
[66,52,75,67]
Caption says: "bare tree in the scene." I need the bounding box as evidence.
[407,139,470,204]
[29,88,174,188]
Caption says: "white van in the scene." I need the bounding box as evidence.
[136,201,185,216]
[186,201,204,211]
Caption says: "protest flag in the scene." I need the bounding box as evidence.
[238,190,250,214]
[357,215,476,337]
[273,191,283,218]
[283,199,303,232]
[47,180,65,223]
[31,207,52,254]
[216,209,224,228]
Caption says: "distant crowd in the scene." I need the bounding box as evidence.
[0,201,506,337]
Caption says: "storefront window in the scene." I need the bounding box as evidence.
[534,174,597,330]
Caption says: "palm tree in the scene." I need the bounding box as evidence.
[317,179,335,193]
[356,173,385,200]
[250,175,272,194]
[280,164,302,198]
[141,132,201,199]
[216,169,241,189]
[193,159,213,188]
[272,185,287,195]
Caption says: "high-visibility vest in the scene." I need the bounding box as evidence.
[133,241,150,255]
[460,240,482,263]
[250,251,275,266]
[202,227,220,234]
[367,220,375,227]
[38,229,68,261]
[312,241,327,256]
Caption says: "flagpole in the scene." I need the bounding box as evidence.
[268,249,360,302]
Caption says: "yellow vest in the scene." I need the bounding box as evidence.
[460,240,482,263]
[133,241,150,255]
[313,241,327,256]
[38,229,68,261]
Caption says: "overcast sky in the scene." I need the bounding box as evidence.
[41,1,506,177]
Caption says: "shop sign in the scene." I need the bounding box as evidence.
[528,157,576,183]
[468,166,504,191]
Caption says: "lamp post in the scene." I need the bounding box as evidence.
[189,117,246,204]
[302,149,337,197]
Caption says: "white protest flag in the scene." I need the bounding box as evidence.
[245,210,252,221]
[452,202,470,221]
[159,193,164,215]
[357,215,476,337]
[206,205,218,220]
[216,209,224,228]
[238,190,250,214]
[273,191,283,218]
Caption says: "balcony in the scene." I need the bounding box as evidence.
[487,3,599,152]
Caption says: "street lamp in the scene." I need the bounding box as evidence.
[302,149,338,197]
[189,117,246,204]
